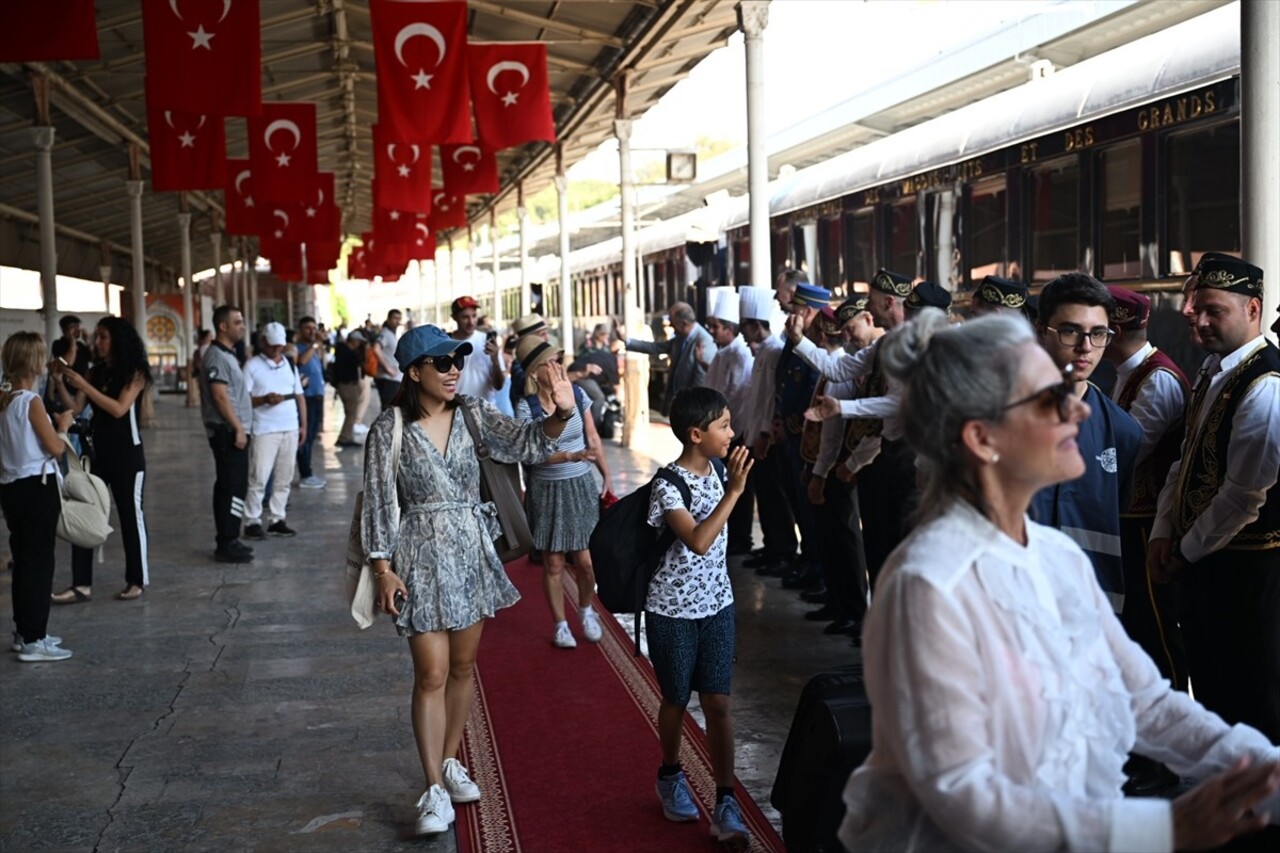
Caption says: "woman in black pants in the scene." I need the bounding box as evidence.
[50,316,152,601]
[1,331,74,661]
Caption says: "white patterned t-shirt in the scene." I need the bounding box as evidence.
[645,462,734,619]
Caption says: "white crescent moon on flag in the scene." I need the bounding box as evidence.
[164,111,177,130]
[452,146,481,164]
[416,223,430,238]
[273,209,290,228]
[196,116,207,129]
[394,23,447,68]
[433,192,447,205]
[386,143,397,162]
[486,61,530,95]
[317,187,325,206]
[169,0,232,23]
[264,119,302,151]
[410,144,420,164]
[234,169,250,195]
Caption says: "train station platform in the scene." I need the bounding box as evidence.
[0,391,854,850]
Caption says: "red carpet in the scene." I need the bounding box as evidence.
[456,557,785,853]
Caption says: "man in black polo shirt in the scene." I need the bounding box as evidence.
[199,305,254,563]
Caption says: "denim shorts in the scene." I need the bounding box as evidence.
[645,604,735,707]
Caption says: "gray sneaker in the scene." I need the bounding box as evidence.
[710,794,751,849]
[656,770,699,822]
[17,638,72,662]
[11,632,61,652]
[299,476,327,489]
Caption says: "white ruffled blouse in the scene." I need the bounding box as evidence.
[840,500,1280,853]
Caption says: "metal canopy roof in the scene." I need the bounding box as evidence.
[0,0,740,287]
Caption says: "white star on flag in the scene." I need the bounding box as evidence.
[462,163,475,172]
[179,131,196,148]
[389,210,401,221]
[274,229,284,238]
[276,152,291,167]
[397,164,411,178]
[189,25,215,51]
[306,207,317,218]
[501,91,519,107]
[412,69,433,89]
[244,197,255,208]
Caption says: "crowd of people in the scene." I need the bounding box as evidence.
[3,252,1278,849]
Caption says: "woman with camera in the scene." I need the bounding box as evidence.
[360,325,575,836]
[839,308,1279,852]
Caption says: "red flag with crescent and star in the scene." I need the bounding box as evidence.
[468,43,555,151]
[308,240,342,271]
[371,0,472,144]
[247,102,318,204]
[260,238,302,279]
[372,124,433,214]
[297,172,340,243]
[362,232,410,279]
[146,93,227,192]
[0,0,99,61]
[427,191,467,230]
[223,159,257,235]
[257,202,299,247]
[373,182,417,244]
[410,214,437,260]
[140,0,261,116]
[441,143,500,196]
[348,244,370,280]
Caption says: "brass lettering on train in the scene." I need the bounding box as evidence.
[898,158,984,194]
[1020,141,1039,164]
[1138,89,1218,131]
[1064,126,1095,151]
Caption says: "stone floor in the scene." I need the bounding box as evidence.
[1,390,858,850]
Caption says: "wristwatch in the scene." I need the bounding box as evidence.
[554,407,574,422]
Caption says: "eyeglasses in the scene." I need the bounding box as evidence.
[1003,364,1076,423]
[1045,324,1115,348]
[421,353,466,373]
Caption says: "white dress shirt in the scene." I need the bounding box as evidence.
[1110,342,1187,465]
[794,335,905,440]
[704,335,755,437]
[842,499,1280,853]
[745,334,785,441]
[1151,336,1280,563]
[812,376,857,478]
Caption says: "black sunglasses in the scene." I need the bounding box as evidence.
[1003,364,1076,423]
[417,352,466,374]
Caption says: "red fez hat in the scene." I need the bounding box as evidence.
[1106,286,1150,331]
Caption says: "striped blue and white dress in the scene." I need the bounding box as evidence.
[516,387,599,553]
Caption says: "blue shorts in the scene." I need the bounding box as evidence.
[645,604,735,707]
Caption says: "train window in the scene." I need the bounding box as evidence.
[1099,141,1142,280]
[819,217,842,292]
[1166,121,1240,276]
[1029,156,1080,282]
[844,208,875,289]
[967,177,1008,284]
[888,198,919,278]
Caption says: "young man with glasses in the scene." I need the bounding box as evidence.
[1029,273,1142,614]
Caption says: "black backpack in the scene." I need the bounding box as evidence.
[590,459,727,655]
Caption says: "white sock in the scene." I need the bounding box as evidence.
[555,620,568,631]
[579,605,595,617]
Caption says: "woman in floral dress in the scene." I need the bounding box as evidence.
[361,324,578,836]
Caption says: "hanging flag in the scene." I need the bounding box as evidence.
[247,102,318,203]
[308,240,342,271]
[348,245,369,280]
[258,204,299,245]
[373,181,417,243]
[410,214,437,260]
[141,0,261,116]
[371,0,471,144]
[441,143,500,196]
[297,173,340,243]
[428,190,467,230]
[261,239,302,280]
[372,124,433,214]
[0,0,99,61]
[468,43,555,151]
[146,99,227,192]
[224,159,257,235]
[363,232,410,279]
[306,265,334,285]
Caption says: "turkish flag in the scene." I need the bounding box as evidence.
[224,159,257,235]
[297,173,340,243]
[308,240,342,270]
[258,203,300,245]
[372,124,433,214]
[348,245,369,280]
[441,143,499,196]
[410,214,437,260]
[141,0,260,116]
[248,102,318,204]
[261,239,302,280]
[373,181,417,243]
[371,0,471,144]
[363,233,410,279]
[428,191,467,230]
[307,265,333,285]
[468,43,556,150]
[0,0,98,61]
[146,98,227,192]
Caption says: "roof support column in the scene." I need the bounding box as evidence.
[247,244,259,329]
[432,251,443,327]
[126,179,146,338]
[518,183,531,316]
[179,204,199,408]
[286,282,295,329]
[491,209,502,326]
[446,234,456,321]
[555,145,574,359]
[1242,0,1279,337]
[211,231,225,305]
[32,86,59,346]
[616,70,646,447]
[738,1,771,290]
[468,224,479,299]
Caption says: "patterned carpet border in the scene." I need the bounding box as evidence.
[458,668,520,853]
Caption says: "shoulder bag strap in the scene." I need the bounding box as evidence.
[457,399,490,460]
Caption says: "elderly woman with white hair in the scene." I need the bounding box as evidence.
[840,308,1280,852]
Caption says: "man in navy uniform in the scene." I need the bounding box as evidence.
[1148,255,1280,742]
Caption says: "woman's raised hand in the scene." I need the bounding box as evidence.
[546,361,575,413]
[1173,756,1280,850]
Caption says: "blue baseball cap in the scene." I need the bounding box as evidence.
[395,324,473,371]
[793,282,833,308]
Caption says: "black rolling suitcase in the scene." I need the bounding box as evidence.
[770,664,873,853]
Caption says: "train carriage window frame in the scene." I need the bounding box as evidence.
[1027,155,1082,283]
[1097,139,1143,281]
[887,196,920,280]
[1163,118,1240,278]
[963,175,1009,288]
[843,207,876,292]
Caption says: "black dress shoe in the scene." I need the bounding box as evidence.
[799,587,829,604]
[727,544,755,557]
[824,618,860,636]
[742,554,770,569]
[782,571,817,591]
[803,605,839,622]
[754,559,788,577]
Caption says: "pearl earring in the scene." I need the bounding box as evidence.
[990,452,1000,464]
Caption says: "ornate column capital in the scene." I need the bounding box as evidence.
[31,126,56,151]
[553,174,568,194]
[126,179,145,200]
[613,118,633,142]
[737,1,769,39]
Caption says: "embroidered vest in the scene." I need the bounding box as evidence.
[843,343,888,457]
[800,377,827,464]
[1116,348,1189,518]
[1174,342,1280,551]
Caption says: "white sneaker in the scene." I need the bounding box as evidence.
[11,632,61,653]
[414,784,455,836]
[581,609,603,643]
[442,757,481,803]
[17,638,72,662]
[299,476,327,489]
[553,622,577,649]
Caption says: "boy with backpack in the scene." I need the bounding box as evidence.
[645,387,754,849]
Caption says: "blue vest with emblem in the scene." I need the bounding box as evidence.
[774,339,819,438]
